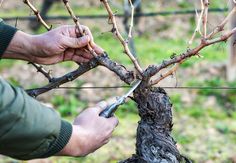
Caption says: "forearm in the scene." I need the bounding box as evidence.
[57,125,96,157]
[0,78,72,160]
[57,125,83,156]
[2,31,37,62]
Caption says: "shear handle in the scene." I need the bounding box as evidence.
[99,102,119,118]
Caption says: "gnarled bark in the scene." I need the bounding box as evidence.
[121,86,191,163]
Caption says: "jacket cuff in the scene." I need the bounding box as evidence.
[0,21,18,57]
[41,120,73,158]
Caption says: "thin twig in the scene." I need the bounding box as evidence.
[26,58,99,97]
[100,0,143,75]
[62,0,83,34]
[144,26,236,80]
[0,0,3,7]
[128,0,134,39]
[62,0,98,57]
[23,0,51,30]
[144,6,236,85]
[26,54,134,97]
[207,6,236,39]
[23,0,135,96]
[206,27,236,44]
[189,0,204,45]
[23,0,236,95]
[23,0,53,81]
[150,63,181,86]
[29,62,53,82]
[202,0,209,38]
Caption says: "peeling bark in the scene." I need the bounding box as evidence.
[120,86,191,163]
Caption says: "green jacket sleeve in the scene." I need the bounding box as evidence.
[0,78,72,160]
[0,19,18,57]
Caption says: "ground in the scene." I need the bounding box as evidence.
[1,0,236,163]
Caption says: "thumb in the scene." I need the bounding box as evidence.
[62,35,90,48]
[109,116,119,128]
[95,101,108,114]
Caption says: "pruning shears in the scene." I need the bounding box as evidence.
[99,80,142,118]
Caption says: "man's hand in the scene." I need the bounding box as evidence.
[3,25,103,64]
[58,101,119,157]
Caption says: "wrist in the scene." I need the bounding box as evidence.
[2,31,36,62]
[58,125,85,157]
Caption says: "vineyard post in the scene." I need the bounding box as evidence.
[227,0,236,81]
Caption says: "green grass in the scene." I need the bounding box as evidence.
[186,77,236,115]
[94,33,227,68]
[51,94,88,117]
[0,60,16,71]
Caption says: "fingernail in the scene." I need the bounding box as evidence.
[96,101,107,109]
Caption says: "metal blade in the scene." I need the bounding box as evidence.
[122,80,141,99]
[115,80,141,106]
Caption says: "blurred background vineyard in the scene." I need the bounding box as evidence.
[1,0,236,162]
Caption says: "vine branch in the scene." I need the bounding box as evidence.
[29,62,53,82]
[189,0,204,45]
[149,62,182,86]
[207,7,236,39]
[145,26,236,83]
[100,0,143,75]
[62,0,98,57]
[24,0,135,97]
[128,0,134,39]
[27,54,134,97]
[23,0,236,96]
[202,0,209,38]
[23,0,51,30]
[144,4,236,86]
[23,0,55,81]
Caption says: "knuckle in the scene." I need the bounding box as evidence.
[77,38,86,46]
[82,26,89,33]
[77,38,84,45]
[83,26,89,31]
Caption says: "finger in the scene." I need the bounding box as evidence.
[62,35,90,49]
[95,101,108,113]
[75,49,93,59]
[109,116,119,128]
[63,48,75,61]
[81,52,93,60]
[91,43,104,55]
[82,25,94,44]
[72,55,90,63]
[77,25,104,55]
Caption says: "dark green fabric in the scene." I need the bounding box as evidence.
[42,120,72,158]
[0,20,18,57]
[0,78,72,160]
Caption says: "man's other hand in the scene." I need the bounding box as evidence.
[58,101,119,157]
[3,25,103,64]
